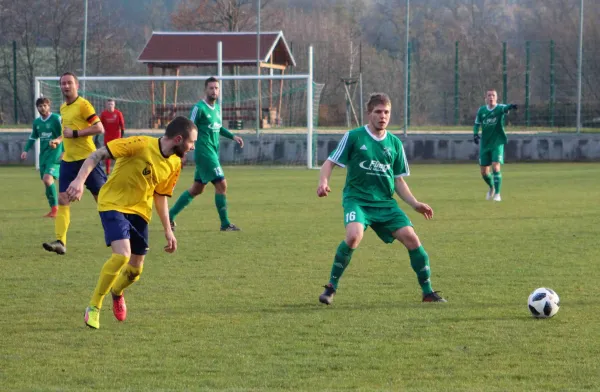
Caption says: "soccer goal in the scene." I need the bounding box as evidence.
[34,46,325,169]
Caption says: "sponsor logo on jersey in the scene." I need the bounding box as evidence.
[483,117,498,125]
[41,132,53,138]
[208,122,222,131]
[359,160,392,176]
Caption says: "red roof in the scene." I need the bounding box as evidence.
[138,31,296,67]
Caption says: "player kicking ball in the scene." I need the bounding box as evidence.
[65,116,197,329]
[473,90,517,202]
[316,93,446,305]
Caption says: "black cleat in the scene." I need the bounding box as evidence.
[319,283,336,305]
[220,223,241,232]
[42,240,66,255]
[422,291,447,303]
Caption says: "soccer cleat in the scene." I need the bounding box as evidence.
[422,291,447,303]
[42,240,66,255]
[84,306,100,329]
[169,220,176,232]
[493,193,502,202]
[319,283,336,305]
[111,292,127,321]
[220,223,241,232]
[486,188,495,200]
[44,206,58,218]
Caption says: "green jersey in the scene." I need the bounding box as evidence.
[24,113,63,164]
[189,100,234,161]
[328,126,409,208]
[474,104,512,150]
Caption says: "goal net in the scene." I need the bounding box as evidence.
[36,75,325,168]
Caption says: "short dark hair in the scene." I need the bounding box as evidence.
[60,72,78,84]
[106,99,115,103]
[366,93,391,113]
[204,76,219,88]
[165,116,196,139]
[36,97,50,107]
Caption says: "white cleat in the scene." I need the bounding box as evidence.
[493,193,501,202]
[486,189,495,200]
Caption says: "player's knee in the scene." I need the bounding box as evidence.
[345,232,363,248]
[480,167,489,176]
[189,183,204,196]
[42,176,53,187]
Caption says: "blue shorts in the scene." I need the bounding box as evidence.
[59,159,106,195]
[99,210,149,255]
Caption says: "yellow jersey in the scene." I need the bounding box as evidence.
[98,136,182,222]
[60,96,100,161]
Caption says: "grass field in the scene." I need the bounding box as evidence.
[1,163,600,391]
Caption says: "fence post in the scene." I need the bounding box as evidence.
[525,41,530,127]
[407,41,411,127]
[502,42,507,104]
[13,40,18,123]
[549,40,555,128]
[454,41,459,125]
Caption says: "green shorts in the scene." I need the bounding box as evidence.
[40,162,60,180]
[194,156,224,184]
[343,201,413,244]
[479,144,504,167]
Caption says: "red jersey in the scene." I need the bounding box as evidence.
[100,109,125,143]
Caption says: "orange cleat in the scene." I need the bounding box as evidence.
[44,206,58,218]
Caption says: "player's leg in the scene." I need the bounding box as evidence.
[319,203,366,305]
[43,160,75,254]
[169,178,206,229]
[491,145,504,201]
[479,150,494,199]
[85,211,133,329]
[213,177,239,231]
[110,214,149,322]
[41,164,59,217]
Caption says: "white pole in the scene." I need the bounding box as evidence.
[403,0,410,137]
[576,0,583,134]
[217,41,223,120]
[307,45,314,169]
[37,75,310,82]
[82,0,88,95]
[34,78,41,170]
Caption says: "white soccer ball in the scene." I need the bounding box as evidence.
[528,288,560,318]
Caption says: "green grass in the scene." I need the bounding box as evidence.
[1,163,600,391]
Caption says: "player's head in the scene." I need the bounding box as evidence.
[486,90,498,106]
[204,77,220,103]
[35,97,51,117]
[60,72,79,101]
[106,99,115,112]
[164,116,198,158]
[366,93,391,131]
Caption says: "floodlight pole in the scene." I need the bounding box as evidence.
[576,0,583,134]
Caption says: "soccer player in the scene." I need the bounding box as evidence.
[169,76,244,232]
[99,99,126,175]
[316,93,447,305]
[473,90,518,202]
[21,97,63,217]
[42,72,106,255]
[65,116,197,329]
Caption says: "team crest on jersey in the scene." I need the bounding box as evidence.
[382,147,393,159]
[142,161,152,176]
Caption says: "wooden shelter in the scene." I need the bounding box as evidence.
[137,31,296,128]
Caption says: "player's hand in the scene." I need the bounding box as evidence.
[164,230,177,253]
[473,134,480,145]
[66,179,85,202]
[508,104,518,111]
[233,136,244,148]
[20,152,27,160]
[49,140,58,149]
[63,127,74,138]
[317,182,331,197]
[413,202,433,220]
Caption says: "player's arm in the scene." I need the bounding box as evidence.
[394,177,433,220]
[21,126,39,159]
[503,104,518,113]
[154,194,177,253]
[118,111,125,136]
[473,111,481,144]
[65,147,111,201]
[220,127,243,147]
[317,159,336,197]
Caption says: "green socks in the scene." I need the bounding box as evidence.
[482,173,493,189]
[409,246,433,295]
[328,241,355,290]
[45,183,57,208]
[215,193,230,227]
[169,190,194,221]
[493,171,502,194]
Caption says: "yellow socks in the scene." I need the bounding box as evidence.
[89,254,130,309]
[55,205,70,245]
[111,264,144,297]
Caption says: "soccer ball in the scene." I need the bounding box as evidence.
[527,288,560,318]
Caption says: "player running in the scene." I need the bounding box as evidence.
[65,116,197,329]
[473,90,518,202]
[169,76,244,232]
[21,97,63,217]
[99,99,126,175]
[316,93,446,305]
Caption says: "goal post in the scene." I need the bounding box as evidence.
[34,46,323,169]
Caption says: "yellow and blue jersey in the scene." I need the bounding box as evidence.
[60,96,100,162]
